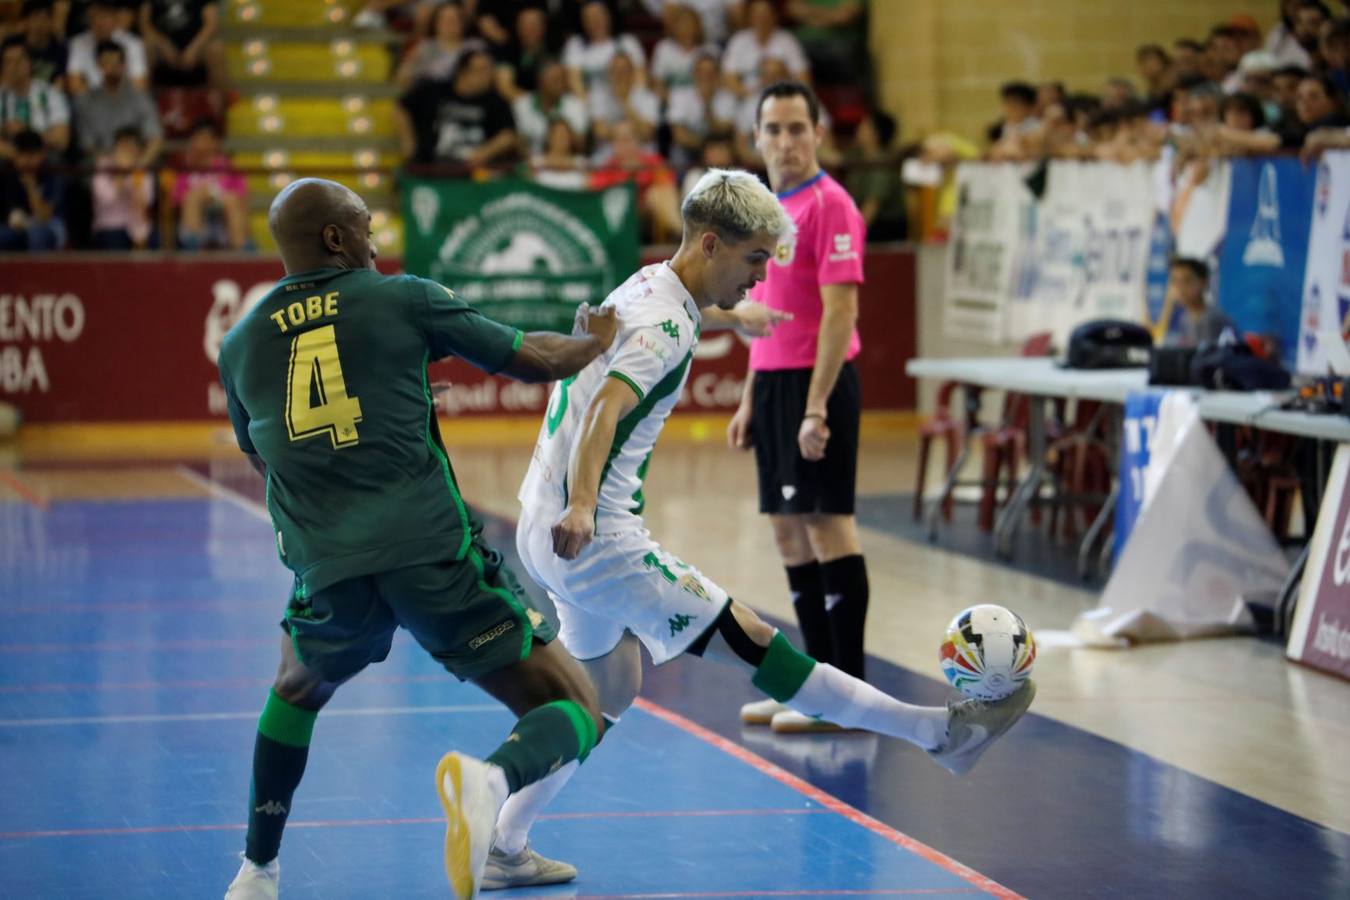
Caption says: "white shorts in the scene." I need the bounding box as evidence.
[515,510,732,664]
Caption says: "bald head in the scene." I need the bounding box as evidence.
[269,178,375,274]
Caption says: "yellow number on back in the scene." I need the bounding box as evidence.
[286,324,363,448]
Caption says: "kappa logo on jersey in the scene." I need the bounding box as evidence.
[468,619,517,650]
[668,613,696,635]
[658,319,681,340]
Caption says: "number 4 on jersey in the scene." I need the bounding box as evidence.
[286,324,363,448]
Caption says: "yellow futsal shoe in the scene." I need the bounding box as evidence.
[436,752,508,899]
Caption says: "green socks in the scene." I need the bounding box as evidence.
[245,689,318,865]
[486,700,599,793]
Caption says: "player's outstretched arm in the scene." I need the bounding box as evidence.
[551,376,640,560]
[499,304,620,384]
[702,300,792,337]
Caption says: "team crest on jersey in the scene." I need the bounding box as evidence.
[677,573,712,602]
[773,237,796,266]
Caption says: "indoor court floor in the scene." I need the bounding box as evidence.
[2,424,1349,899]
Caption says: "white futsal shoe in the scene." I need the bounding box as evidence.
[224,854,279,900]
[739,697,789,724]
[928,680,1036,776]
[481,843,578,889]
[437,752,509,899]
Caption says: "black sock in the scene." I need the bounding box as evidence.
[822,554,869,679]
[245,690,317,865]
[786,561,832,666]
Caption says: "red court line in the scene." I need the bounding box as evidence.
[0,470,48,510]
[633,698,1024,900]
[0,808,828,841]
[570,892,982,898]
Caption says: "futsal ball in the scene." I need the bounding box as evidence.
[939,604,1036,702]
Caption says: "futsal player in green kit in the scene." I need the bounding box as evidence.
[219,179,618,900]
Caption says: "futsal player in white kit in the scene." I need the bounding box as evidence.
[483,169,1036,889]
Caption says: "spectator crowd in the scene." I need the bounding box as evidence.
[0,0,897,251]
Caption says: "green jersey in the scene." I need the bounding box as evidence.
[218,267,523,594]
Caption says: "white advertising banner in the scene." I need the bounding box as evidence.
[943,163,1033,344]
[1071,393,1288,645]
[1297,150,1350,376]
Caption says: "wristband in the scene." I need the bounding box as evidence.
[803,412,826,422]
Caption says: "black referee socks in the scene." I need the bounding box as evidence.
[786,560,832,666]
[822,554,869,679]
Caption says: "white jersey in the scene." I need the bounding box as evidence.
[519,261,701,534]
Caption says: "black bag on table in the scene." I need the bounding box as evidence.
[1062,319,1153,369]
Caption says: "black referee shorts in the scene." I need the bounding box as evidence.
[750,363,860,516]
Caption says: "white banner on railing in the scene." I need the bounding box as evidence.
[1298,150,1350,375]
[943,163,1033,344]
[1012,162,1155,346]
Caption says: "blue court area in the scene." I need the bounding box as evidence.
[3,476,1350,898]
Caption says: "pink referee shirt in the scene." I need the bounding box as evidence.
[749,171,865,371]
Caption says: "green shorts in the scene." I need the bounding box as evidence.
[280,536,557,683]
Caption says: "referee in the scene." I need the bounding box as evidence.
[729,81,869,733]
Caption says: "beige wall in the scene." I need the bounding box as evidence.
[871,1,1275,144]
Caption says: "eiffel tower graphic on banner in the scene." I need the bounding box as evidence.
[1243,163,1285,267]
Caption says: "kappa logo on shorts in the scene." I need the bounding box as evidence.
[668,613,696,636]
[469,619,517,650]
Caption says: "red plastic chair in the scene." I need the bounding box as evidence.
[913,380,962,522]
[920,332,1055,534]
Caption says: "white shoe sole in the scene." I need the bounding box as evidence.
[436,752,496,900]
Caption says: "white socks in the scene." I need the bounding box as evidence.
[787,662,948,751]
[492,760,580,855]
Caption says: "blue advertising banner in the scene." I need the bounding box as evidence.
[1217,157,1315,367]
[1114,390,1166,563]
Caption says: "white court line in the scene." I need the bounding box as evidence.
[173,465,272,523]
[0,704,503,728]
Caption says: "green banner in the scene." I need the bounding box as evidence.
[401,176,640,333]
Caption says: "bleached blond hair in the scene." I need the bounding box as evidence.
[681,168,795,244]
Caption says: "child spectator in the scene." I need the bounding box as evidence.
[172,118,247,250]
[91,125,154,249]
